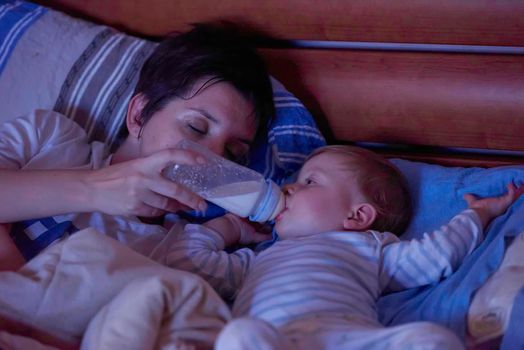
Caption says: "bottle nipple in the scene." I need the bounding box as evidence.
[269,192,285,220]
[249,180,285,222]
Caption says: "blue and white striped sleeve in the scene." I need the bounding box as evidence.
[380,209,483,292]
[162,223,256,301]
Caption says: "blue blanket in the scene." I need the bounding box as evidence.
[379,160,524,343]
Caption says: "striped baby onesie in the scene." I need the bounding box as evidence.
[164,209,482,330]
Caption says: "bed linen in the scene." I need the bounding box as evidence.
[380,160,524,347]
[0,228,231,349]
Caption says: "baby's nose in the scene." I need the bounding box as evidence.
[282,184,296,195]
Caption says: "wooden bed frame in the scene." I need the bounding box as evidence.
[38,0,524,167]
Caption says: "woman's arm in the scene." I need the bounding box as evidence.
[0,111,207,222]
[0,169,94,222]
[0,149,208,222]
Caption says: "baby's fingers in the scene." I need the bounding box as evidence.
[510,183,524,200]
[463,193,478,206]
[503,182,524,205]
[250,232,272,243]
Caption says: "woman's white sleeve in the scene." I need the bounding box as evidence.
[0,110,89,169]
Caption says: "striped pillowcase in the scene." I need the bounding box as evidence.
[0,1,45,73]
[0,0,325,185]
[53,28,156,149]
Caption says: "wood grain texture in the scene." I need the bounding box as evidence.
[263,48,524,152]
[380,151,524,168]
[37,0,524,46]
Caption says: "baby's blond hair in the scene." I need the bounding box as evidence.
[306,145,412,235]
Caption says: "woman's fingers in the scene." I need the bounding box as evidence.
[145,176,207,212]
[139,148,209,210]
[143,148,206,172]
[86,148,210,217]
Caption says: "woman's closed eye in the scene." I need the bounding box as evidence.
[187,123,207,135]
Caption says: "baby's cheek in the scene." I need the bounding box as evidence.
[307,201,331,215]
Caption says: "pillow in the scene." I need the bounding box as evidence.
[379,159,524,343]
[0,0,326,211]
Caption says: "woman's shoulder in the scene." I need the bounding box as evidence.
[28,109,87,136]
[0,109,102,170]
[0,109,87,143]
[1,109,87,140]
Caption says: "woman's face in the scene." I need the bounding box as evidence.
[127,80,258,161]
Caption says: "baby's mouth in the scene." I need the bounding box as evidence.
[275,199,289,222]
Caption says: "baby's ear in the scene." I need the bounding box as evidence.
[126,93,148,138]
[343,203,377,231]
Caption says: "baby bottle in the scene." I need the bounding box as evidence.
[162,139,285,222]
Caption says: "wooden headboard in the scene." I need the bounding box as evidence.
[38,0,524,166]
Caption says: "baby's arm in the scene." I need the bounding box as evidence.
[464,182,524,229]
[162,215,268,300]
[203,213,270,247]
[381,183,523,291]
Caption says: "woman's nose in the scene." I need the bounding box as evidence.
[204,139,227,157]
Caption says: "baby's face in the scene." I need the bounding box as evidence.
[275,152,368,239]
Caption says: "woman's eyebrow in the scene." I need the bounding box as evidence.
[190,107,253,146]
[189,108,218,123]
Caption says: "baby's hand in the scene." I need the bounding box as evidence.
[464,183,524,228]
[224,214,271,245]
[204,214,271,246]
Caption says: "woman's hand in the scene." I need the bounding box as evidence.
[86,148,208,217]
[0,148,208,222]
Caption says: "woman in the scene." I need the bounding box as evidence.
[0,24,275,270]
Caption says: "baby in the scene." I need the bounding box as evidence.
[161,145,523,350]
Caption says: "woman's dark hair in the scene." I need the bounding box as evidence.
[129,23,274,141]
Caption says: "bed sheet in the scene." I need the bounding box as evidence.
[0,228,231,349]
[380,160,524,347]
